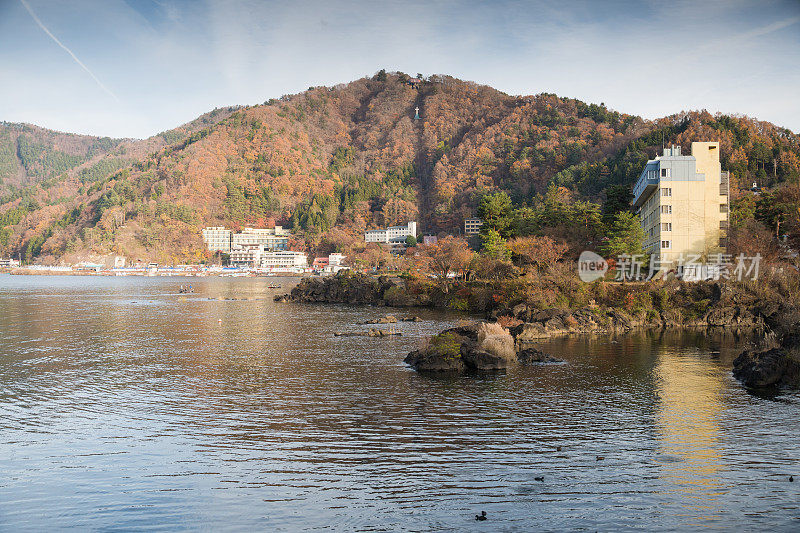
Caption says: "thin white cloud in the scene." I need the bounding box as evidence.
[19,0,119,102]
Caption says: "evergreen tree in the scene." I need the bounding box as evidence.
[481,229,511,260]
[601,212,647,260]
[477,192,513,238]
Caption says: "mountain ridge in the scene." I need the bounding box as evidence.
[1,72,798,264]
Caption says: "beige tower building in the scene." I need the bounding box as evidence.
[632,142,729,264]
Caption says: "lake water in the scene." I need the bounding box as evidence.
[0,274,798,531]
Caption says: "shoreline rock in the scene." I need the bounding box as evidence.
[733,348,800,388]
[275,273,399,306]
[277,274,773,335]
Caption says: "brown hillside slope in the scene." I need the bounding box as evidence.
[1,72,798,264]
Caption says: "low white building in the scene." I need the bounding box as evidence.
[229,244,263,267]
[260,250,308,269]
[0,258,20,268]
[365,221,417,243]
[326,253,348,274]
[230,245,307,270]
[329,253,345,267]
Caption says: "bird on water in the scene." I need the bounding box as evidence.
[475,511,487,521]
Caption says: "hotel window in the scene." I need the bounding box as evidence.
[661,168,671,178]
[660,205,672,214]
[661,187,672,197]
[661,240,671,249]
[720,203,728,213]
[661,222,672,231]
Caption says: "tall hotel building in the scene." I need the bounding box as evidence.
[632,142,729,263]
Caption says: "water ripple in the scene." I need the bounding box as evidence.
[0,274,798,531]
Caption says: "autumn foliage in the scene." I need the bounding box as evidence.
[1,72,799,263]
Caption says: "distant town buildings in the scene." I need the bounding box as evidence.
[365,221,417,244]
[312,253,348,274]
[464,218,483,235]
[202,226,290,254]
[0,258,20,268]
[632,143,729,264]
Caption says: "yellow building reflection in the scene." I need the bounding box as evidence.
[654,337,725,521]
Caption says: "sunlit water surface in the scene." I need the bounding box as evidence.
[0,274,798,531]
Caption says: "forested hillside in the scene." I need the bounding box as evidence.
[1,71,798,264]
[0,123,123,194]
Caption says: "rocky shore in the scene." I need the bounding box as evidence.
[278,271,800,386]
[275,272,786,332]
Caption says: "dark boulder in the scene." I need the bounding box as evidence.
[733,348,800,388]
[517,348,563,365]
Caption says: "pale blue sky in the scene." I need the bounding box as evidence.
[1,0,798,139]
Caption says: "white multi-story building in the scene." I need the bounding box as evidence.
[202,227,233,253]
[229,244,263,267]
[365,229,388,243]
[230,244,307,270]
[232,226,290,251]
[260,250,308,269]
[464,218,483,235]
[203,226,290,254]
[365,221,417,243]
[632,143,729,264]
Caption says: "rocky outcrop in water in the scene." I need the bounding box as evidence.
[405,322,548,373]
[274,272,398,305]
[359,315,397,325]
[334,328,402,338]
[733,348,800,388]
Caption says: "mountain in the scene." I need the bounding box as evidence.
[1,71,799,264]
[0,122,122,194]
